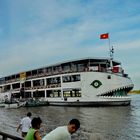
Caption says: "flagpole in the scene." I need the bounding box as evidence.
[108,33,111,58]
[100,33,114,69]
[108,35,110,56]
[108,33,113,69]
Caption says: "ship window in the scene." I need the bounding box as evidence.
[47,77,61,85]
[25,81,31,87]
[63,91,71,97]
[33,79,45,87]
[53,66,61,74]
[73,74,80,81]
[15,74,20,79]
[54,90,61,97]
[33,90,45,97]
[63,76,71,82]
[24,92,32,98]
[71,64,77,71]
[19,90,31,98]
[77,64,85,71]
[12,92,20,98]
[38,69,45,75]
[63,89,81,97]
[62,74,80,83]
[0,78,5,84]
[4,85,11,91]
[46,90,53,97]
[26,71,32,77]
[62,65,70,72]
[46,90,61,98]
[32,70,37,76]
[12,83,20,89]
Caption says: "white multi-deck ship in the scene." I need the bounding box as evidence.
[0,55,134,106]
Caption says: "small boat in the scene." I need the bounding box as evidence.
[25,98,49,107]
[4,98,24,108]
[4,102,20,109]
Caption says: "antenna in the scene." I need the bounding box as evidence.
[110,46,114,59]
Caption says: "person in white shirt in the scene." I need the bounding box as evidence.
[17,112,32,137]
[42,118,80,140]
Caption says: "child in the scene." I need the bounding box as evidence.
[25,117,42,140]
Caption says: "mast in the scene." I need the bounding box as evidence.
[108,34,114,69]
[100,33,114,69]
[109,46,114,69]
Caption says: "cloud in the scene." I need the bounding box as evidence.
[0,0,140,89]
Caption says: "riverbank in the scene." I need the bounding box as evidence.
[129,90,140,94]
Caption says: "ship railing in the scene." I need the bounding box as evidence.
[1,66,129,85]
[12,88,20,91]
[24,87,29,90]
[100,96,130,99]
[46,84,60,88]
[30,86,47,90]
[0,69,82,84]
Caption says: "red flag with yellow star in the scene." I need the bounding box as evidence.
[100,33,109,39]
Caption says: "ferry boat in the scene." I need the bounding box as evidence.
[0,55,134,106]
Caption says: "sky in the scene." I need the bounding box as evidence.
[0,0,140,90]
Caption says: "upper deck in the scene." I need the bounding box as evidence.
[0,57,126,85]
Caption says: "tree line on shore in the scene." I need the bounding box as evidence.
[129,90,140,94]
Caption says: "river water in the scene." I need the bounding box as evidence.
[0,94,140,140]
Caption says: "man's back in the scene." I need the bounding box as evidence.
[43,126,71,140]
[21,116,31,132]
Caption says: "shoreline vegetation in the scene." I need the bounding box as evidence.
[129,90,140,94]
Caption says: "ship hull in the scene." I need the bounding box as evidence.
[48,100,130,107]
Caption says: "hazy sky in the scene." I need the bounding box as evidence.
[0,0,139,89]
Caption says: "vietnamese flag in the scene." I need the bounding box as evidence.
[100,33,109,39]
